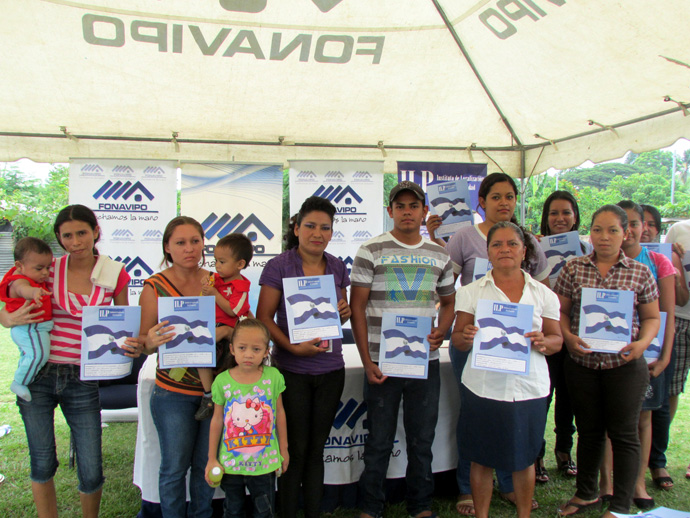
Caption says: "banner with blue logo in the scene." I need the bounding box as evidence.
[69,159,178,302]
[180,163,283,316]
[288,160,384,280]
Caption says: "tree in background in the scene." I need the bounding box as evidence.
[522,149,690,235]
[559,163,642,190]
[0,164,69,242]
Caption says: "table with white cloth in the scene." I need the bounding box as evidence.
[133,345,460,503]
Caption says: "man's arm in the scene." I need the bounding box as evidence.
[428,293,455,351]
[350,285,386,385]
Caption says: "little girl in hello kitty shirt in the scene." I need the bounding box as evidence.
[206,318,288,518]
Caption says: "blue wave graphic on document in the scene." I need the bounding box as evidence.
[431,197,472,220]
[83,325,130,359]
[382,329,427,359]
[582,305,629,335]
[476,317,528,354]
[646,341,662,356]
[545,249,577,277]
[286,294,337,325]
[160,315,214,348]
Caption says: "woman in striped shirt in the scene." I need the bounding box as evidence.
[1,204,140,518]
[139,216,233,518]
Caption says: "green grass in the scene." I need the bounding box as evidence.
[0,326,689,517]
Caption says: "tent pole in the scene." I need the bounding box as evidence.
[431,0,523,148]
[0,102,686,156]
[520,149,526,225]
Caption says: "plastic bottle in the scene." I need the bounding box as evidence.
[0,425,11,438]
[208,466,223,487]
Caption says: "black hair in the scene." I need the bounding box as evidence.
[215,233,253,266]
[14,236,53,262]
[486,221,538,269]
[53,204,100,254]
[217,318,272,372]
[161,216,205,266]
[616,200,644,220]
[592,204,628,231]
[540,190,581,236]
[641,204,662,236]
[477,173,519,225]
[284,196,336,250]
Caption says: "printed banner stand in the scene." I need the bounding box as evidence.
[69,159,177,303]
[289,160,384,335]
[181,163,284,315]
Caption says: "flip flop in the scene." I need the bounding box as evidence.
[455,498,475,516]
[557,499,601,516]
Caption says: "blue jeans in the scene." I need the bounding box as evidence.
[150,386,215,518]
[449,347,513,494]
[359,360,440,518]
[17,362,104,493]
[221,472,275,518]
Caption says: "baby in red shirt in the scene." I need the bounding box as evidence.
[0,237,54,401]
[195,233,254,420]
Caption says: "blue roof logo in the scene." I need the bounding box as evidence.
[93,180,154,202]
[201,213,275,242]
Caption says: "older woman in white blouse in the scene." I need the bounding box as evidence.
[451,221,562,518]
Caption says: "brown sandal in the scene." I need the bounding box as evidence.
[556,451,577,477]
[455,498,475,516]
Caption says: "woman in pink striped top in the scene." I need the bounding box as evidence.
[1,204,141,518]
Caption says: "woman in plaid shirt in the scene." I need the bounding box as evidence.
[553,205,660,517]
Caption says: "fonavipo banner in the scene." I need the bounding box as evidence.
[288,160,384,276]
[180,163,283,314]
[69,158,178,302]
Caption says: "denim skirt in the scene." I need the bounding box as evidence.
[458,384,547,472]
[641,371,665,411]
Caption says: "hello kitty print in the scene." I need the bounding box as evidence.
[212,366,286,475]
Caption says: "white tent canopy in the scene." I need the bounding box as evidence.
[1,0,689,176]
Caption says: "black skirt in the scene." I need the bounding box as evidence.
[458,384,548,472]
